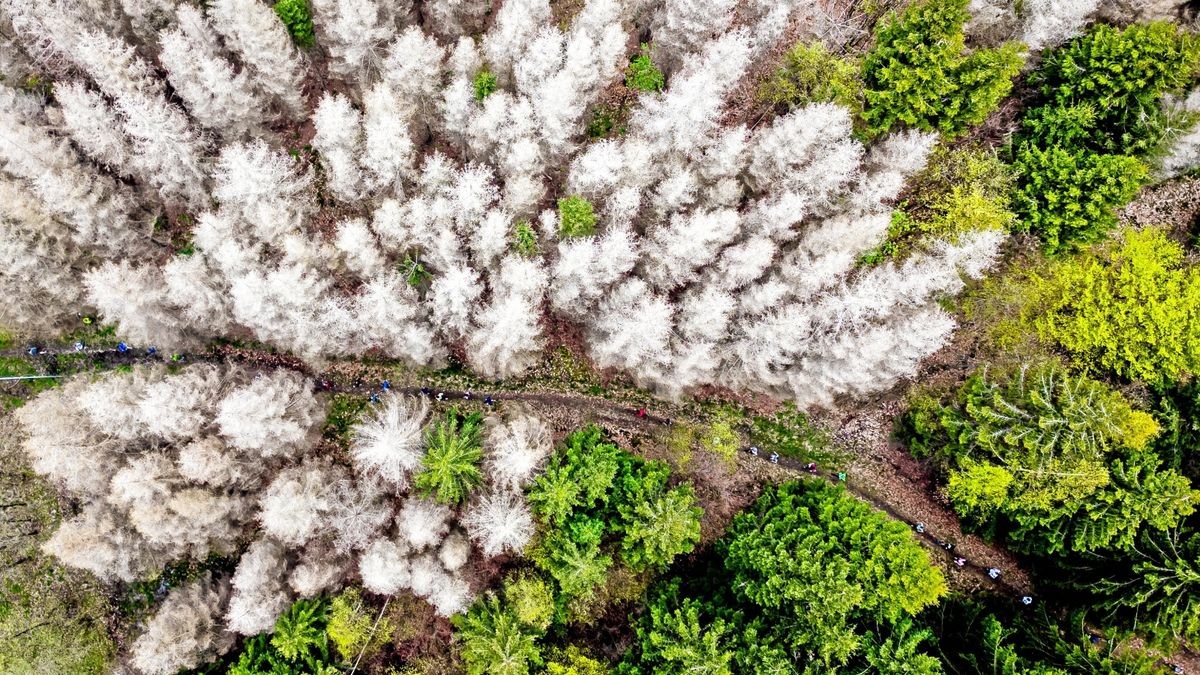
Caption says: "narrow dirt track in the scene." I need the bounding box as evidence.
[3,341,1034,600]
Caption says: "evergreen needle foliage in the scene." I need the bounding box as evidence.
[622,480,946,673]
[473,69,498,101]
[511,220,539,257]
[1011,22,1200,252]
[861,0,1022,138]
[1092,529,1200,644]
[1034,229,1200,386]
[865,145,1015,262]
[273,0,314,48]
[759,41,862,114]
[901,362,1198,555]
[556,195,597,238]
[230,598,336,675]
[625,44,665,92]
[326,588,391,662]
[453,595,542,675]
[271,598,329,661]
[415,408,485,505]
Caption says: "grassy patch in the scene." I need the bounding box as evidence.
[0,356,37,377]
[323,393,370,448]
[749,403,838,465]
[0,357,57,409]
[0,438,114,674]
[58,322,119,349]
[543,347,602,390]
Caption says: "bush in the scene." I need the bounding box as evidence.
[662,423,696,468]
[1025,228,1200,386]
[1010,133,1147,254]
[327,588,390,663]
[698,417,739,466]
[1011,22,1200,252]
[893,393,950,460]
[860,0,1022,138]
[557,196,597,238]
[473,69,498,101]
[414,408,485,504]
[759,41,861,114]
[1031,22,1200,157]
[273,0,314,48]
[864,145,1015,262]
[511,220,539,257]
[625,44,664,93]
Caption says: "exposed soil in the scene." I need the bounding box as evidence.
[1119,173,1200,243]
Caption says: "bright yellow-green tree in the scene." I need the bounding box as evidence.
[1028,228,1200,386]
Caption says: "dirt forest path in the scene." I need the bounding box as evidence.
[2,339,1035,601]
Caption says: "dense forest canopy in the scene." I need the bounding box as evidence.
[1,0,1199,673]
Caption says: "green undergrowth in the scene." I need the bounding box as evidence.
[759,40,862,116]
[624,44,665,93]
[0,558,113,674]
[120,552,241,621]
[557,195,597,238]
[334,346,610,401]
[0,437,114,674]
[59,321,120,349]
[748,403,836,464]
[511,220,540,257]
[326,588,391,666]
[273,0,314,48]
[0,356,38,378]
[586,103,628,139]
[322,392,370,449]
[862,145,1015,264]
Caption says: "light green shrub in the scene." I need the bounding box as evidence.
[860,0,1022,138]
